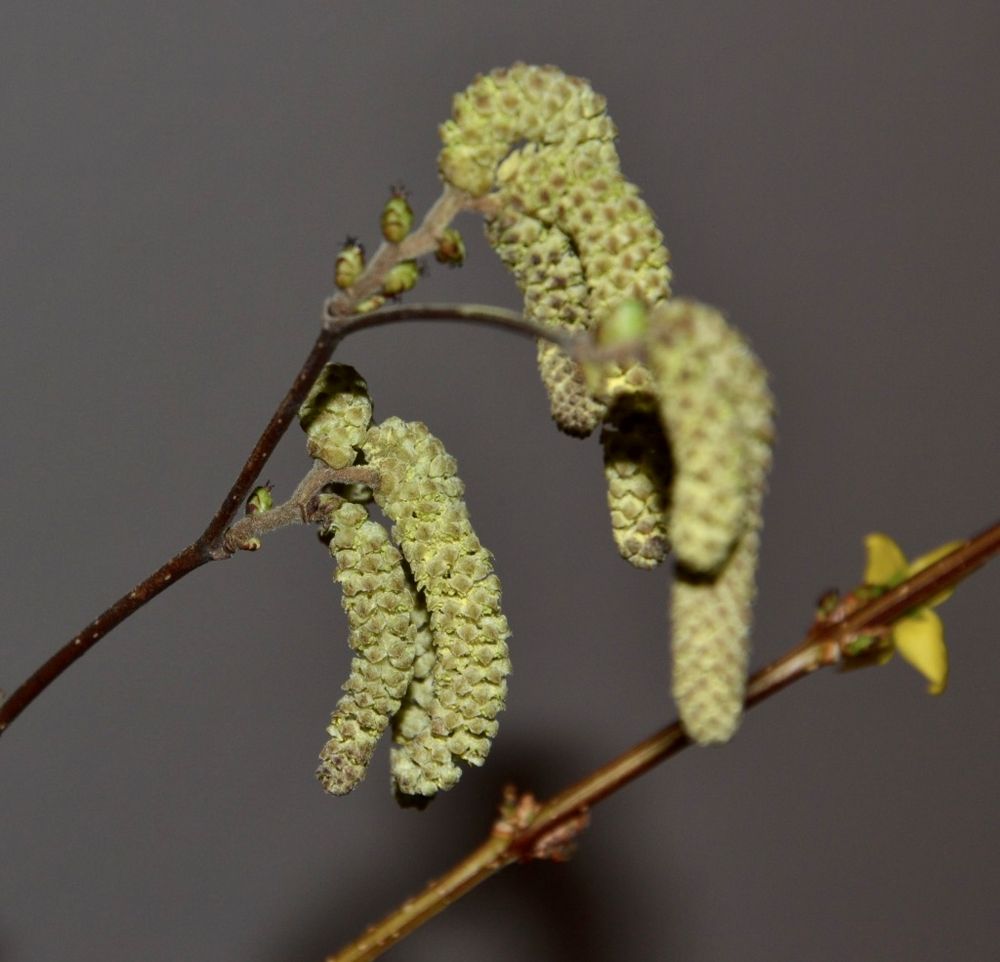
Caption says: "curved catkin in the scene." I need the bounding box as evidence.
[601,402,672,569]
[316,501,418,795]
[389,592,462,799]
[439,63,617,199]
[648,299,774,743]
[298,364,372,469]
[647,302,769,573]
[362,417,511,784]
[485,209,605,436]
[441,64,672,428]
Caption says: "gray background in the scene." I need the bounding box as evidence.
[2,2,998,960]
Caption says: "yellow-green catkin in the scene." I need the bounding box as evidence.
[485,209,605,436]
[317,501,418,794]
[389,591,462,799]
[439,64,674,561]
[298,364,372,469]
[601,403,672,569]
[362,417,511,786]
[648,299,774,743]
[439,62,617,199]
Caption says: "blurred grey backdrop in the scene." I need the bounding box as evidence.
[2,2,999,960]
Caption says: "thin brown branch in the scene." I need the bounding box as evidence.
[326,518,1000,962]
[220,462,377,554]
[0,183,528,738]
[326,301,574,349]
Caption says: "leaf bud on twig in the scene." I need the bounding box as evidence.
[334,238,365,290]
[381,259,421,298]
[380,186,414,243]
[434,227,466,267]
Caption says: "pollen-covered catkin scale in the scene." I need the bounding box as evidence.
[647,299,774,743]
[298,364,372,470]
[362,417,511,785]
[316,501,418,795]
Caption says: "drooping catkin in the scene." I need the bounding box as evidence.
[648,299,774,743]
[298,364,373,469]
[440,64,671,417]
[601,401,672,569]
[389,590,463,799]
[647,300,773,573]
[439,64,675,561]
[485,208,605,436]
[361,417,511,784]
[317,500,418,794]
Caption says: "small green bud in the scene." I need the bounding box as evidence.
[382,260,421,297]
[246,484,274,516]
[597,298,648,348]
[240,536,262,552]
[335,238,365,290]
[380,187,414,243]
[434,228,466,267]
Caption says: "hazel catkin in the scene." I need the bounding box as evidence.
[299,364,373,470]
[647,299,774,743]
[316,500,418,794]
[362,417,511,786]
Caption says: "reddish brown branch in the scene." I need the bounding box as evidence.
[326,519,1000,962]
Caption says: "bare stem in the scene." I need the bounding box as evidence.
[325,518,1000,962]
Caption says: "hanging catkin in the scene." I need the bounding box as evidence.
[316,500,419,794]
[648,299,774,742]
[362,417,512,790]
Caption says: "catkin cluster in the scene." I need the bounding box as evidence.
[300,365,510,797]
[439,62,673,571]
[439,65,775,743]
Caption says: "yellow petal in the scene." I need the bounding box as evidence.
[893,608,948,695]
[864,533,908,585]
[907,539,965,607]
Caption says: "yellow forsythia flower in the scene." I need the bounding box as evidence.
[862,533,961,694]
